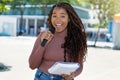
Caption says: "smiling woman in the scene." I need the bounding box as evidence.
[29,2,87,80]
[28,2,87,80]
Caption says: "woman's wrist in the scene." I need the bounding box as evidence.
[61,73,75,80]
[70,72,75,78]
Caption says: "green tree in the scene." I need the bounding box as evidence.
[86,0,120,47]
[0,0,13,14]
[87,0,109,26]
[27,0,82,5]
[86,0,120,27]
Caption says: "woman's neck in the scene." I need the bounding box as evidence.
[54,29,67,37]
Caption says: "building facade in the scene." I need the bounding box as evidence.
[1,5,99,36]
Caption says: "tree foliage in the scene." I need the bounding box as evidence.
[27,0,73,5]
[86,0,120,26]
[0,0,13,14]
[86,0,120,47]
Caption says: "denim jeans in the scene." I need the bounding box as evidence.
[34,68,74,80]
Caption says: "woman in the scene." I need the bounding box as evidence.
[29,2,87,80]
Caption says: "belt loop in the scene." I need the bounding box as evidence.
[37,68,43,76]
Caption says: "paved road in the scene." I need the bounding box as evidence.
[0,36,120,80]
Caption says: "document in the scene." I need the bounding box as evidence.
[48,62,80,75]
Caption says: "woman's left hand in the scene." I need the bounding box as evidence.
[61,72,75,80]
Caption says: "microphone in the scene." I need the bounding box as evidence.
[40,27,55,47]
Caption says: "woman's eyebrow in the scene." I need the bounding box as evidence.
[52,12,66,14]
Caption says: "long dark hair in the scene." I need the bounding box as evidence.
[47,2,87,63]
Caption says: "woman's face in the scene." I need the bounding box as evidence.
[51,7,69,33]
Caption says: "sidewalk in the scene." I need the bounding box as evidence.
[0,36,120,80]
[0,36,36,80]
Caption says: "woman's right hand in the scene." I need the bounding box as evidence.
[40,30,54,46]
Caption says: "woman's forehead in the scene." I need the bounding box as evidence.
[52,7,67,14]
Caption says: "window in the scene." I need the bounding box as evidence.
[74,8,90,19]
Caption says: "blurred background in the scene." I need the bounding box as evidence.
[1,0,120,48]
[0,0,120,80]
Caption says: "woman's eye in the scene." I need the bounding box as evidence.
[61,16,65,18]
[52,15,56,17]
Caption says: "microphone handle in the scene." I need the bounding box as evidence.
[41,39,48,47]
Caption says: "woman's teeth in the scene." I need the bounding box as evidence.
[56,24,62,27]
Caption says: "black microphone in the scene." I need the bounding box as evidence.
[40,27,55,47]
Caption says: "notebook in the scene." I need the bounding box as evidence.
[48,62,80,75]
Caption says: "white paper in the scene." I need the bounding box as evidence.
[48,62,80,75]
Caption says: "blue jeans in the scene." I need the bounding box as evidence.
[34,68,74,80]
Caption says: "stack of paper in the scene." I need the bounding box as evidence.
[48,62,80,75]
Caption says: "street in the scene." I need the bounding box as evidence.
[0,36,120,80]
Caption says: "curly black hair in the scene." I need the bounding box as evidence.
[47,2,87,63]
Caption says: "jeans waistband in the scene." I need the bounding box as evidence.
[37,68,58,76]
[35,68,66,80]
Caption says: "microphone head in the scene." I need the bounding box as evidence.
[49,27,55,34]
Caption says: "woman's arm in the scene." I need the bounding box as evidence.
[73,62,83,77]
[29,31,54,70]
[28,33,45,70]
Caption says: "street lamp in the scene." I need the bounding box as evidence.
[18,1,26,35]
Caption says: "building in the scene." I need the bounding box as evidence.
[0,5,98,36]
